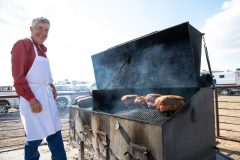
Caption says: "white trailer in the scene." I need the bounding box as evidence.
[212,69,240,95]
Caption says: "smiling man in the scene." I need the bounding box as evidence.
[11,17,67,160]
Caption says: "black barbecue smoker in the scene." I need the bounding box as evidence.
[69,22,228,160]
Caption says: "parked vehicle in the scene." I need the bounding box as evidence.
[55,85,74,109]
[212,69,240,95]
[0,86,19,113]
[55,84,91,109]
[0,99,11,113]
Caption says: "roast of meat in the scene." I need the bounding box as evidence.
[154,95,184,112]
[76,96,93,108]
[121,94,184,113]
[144,94,161,108]
[121,94,138,107]
[134,96,147,108]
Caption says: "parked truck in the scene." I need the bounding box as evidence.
[0,86,19,114]
[55,83,91,109]
[212,69,240,95]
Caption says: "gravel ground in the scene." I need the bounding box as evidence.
[0,141,80,160]
[0,109,82,160]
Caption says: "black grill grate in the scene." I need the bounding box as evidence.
[115,108,169,125]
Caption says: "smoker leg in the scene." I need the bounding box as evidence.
[80,141,84,160]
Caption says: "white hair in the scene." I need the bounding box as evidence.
[32,17,50,28]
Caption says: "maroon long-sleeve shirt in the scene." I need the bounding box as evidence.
[11,37,47,101]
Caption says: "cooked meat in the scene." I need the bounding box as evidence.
[76,95,88,101]
[144,94,161,108]
[134,96,147,108]
[121,94,138,107]
[77,96,93,108]
[154,95,184,112]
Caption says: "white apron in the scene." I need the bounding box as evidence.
[19,38,61,141]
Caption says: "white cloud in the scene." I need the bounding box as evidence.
[0,0,126,85]
[201,0,240,71]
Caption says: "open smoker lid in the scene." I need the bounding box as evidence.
[92,22,202,89]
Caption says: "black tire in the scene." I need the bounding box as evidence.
[56,97,68,108]
[0,100,10,113]
[0,100,10,106]
[220,89,229,96]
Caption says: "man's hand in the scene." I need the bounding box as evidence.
[29,99,42,113]
[50,84,57,100]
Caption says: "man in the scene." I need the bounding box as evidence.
[11,17,67,160]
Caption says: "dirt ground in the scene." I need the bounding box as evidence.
[0,141,80,160]
[0,95,239,159]
[0,110,82,160]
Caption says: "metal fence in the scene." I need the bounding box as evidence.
[214,85,240,143]
[1,87,239,148]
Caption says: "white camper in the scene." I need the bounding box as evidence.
[212,69,240,95]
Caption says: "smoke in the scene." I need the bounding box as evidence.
[94,41,199,89]
[91,24,202,113]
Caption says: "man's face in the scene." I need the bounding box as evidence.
[30,23,49,44]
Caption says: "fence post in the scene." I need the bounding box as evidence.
[214,88,220,137]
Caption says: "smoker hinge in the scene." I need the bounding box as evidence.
[79,125,92,135]
[79,125,93,148]
[124,143,148,160]
[96,130,108,148]
[96,130,109,159]
[69,119,75,141]
[190,108,197,122]
[83,125,92,132]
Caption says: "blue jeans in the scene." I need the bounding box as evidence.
[24,131,67,160]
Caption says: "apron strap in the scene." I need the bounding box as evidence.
[29,38,38,57]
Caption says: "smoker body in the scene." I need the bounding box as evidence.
[69,87,215,160]
[69,22,217,160]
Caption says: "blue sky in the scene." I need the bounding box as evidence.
[0,0,239,85]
